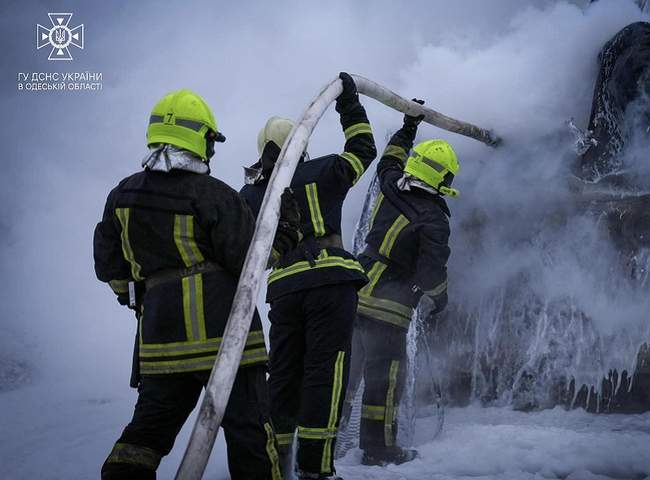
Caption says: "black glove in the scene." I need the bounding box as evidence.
[116,281,145,312]
[403,98,425,132]
[336,72,358,110]
[275,188,303,257]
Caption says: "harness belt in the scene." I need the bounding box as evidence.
[145,261,223,290]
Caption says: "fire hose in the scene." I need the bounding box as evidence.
[175,74,501,479]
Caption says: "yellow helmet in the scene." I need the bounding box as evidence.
[404,139,460,197]
[257,116,295,156]
[146,89,225,161]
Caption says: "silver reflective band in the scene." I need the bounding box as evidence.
[149,115,205,132]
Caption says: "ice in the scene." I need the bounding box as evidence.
[2,382,648,479]
[337,406,650,480]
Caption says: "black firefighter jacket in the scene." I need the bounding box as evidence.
[94,169,268,375]
[240,95,377,301]
[358,125,451,330]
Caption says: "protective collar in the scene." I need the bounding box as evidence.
[142,144,209,174]
[397,173,439,196]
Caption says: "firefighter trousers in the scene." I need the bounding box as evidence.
[268,283,358,476]
[348,314,407,453]
[101,365,281,480]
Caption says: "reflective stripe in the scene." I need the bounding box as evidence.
[174,214,205,267]
[175,118,205,132]
[297,426,337,440]
[340,152,364,184]
[384,145,408,163]
[378,214,409,259]
[384,360,400,447]
[240,347,270,366]
[140,356,216,374]
[139,330,265,357]
[361,404,386,421]
[321,351,345,473]
[369,193,384,230]
[423,279,448,297]
[358,295,412,329]
[359,261,387,297]
[344,122,372,141]
[149,114,205,132]
[305,183,326,236]
[139,347,268,374]
[270,248,281,266]
[106,442,162,470]
[268,254,364,284]
[182,274,206,342]
[115,208,143,281]
[275,432,295,447]
[264,423,283,480]
[109,278,130,294]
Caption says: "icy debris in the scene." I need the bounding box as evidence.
[568,119,598,156]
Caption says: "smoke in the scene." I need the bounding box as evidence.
[0,0,647,402]
[392,0,650,403]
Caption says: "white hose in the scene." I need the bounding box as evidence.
[175,75,501,480]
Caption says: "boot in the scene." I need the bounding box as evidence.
[361,446,418,466]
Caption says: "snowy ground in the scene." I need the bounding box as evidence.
[2,383,649,480]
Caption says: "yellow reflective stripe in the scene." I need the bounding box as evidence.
[140,348,268,374]
[270,248,281,267]
[361,404,386,421]
[115,208,143,281]
[423,280,448,297]
[358,295,412,329]
[321,351,345,473]
[106,442,162,469]
[369,193,384,230]
[384,360,400,447]
[181,274,206,342]
[264,423,283,480]
[359,261,387,297]
[297,426,337,440]
[268,255,364,284]
[378,214,409,258]
[344,122,372,141]
[305,183,325,237]
[359,294,411,317]
[174,214,204,267]
[340,152,364,185]
[240,347,269,366]
[384,145,408,163]
[109,278,130,294]
[275,432,295,447]
[140,355,216,374]
[140,330,264,354]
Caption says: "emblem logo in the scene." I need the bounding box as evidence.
[36,13,84,61]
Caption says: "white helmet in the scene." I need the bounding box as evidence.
[257,116,295,155]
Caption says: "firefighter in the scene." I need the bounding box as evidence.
[240,73,377,479]
[345,101,457,466]
[94,89,301,480]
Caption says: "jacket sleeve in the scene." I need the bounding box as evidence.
[93,185,134,304]
[333,96,377,186]
[414,214,451,314]
[377,122,417,184]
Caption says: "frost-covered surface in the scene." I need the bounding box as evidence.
[337,406,650,480]
[3,382,648,479]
